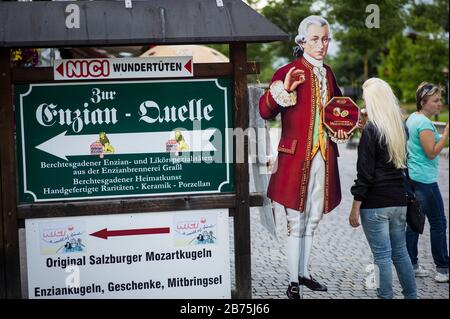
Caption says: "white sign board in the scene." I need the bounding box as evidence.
[25,209,230,299]
[53,57,194,80]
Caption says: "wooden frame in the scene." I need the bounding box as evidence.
[17,194,263,219]
[0,0,290,301]
[230,43,251,299]
[0,49,21,299]
[0,45,259,299]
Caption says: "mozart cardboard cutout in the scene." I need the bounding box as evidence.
[259,15,349,299]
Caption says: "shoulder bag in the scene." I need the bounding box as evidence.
[404,169,425,234]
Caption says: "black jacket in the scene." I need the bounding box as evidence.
[351,122,407,209]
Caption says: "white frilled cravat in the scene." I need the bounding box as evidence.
[303,52,328,106]
[313,66,328,107]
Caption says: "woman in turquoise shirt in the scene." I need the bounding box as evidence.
[405,82,449,283]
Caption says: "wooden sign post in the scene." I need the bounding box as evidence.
[0,0,288,299]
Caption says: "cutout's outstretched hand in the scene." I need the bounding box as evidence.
[284,67,305,92]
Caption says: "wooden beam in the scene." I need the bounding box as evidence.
[0,110,5,299]
[17,193,264,219]
[230,43,251,299]
[11,62,260,83]
[0,49,21,298]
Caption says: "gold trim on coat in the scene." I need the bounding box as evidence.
[324,139,331,213]
[323,68,334,213]
[278,139,298,155]
[298,58,316,211]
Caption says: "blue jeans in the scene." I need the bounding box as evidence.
[405,181,449,274]
[361,206,417,299]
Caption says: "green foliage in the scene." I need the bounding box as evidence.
[327,0,449,102]
[207,43,282,83]
[376,34,408,100]
[244,0,319,83]
[327,0,408,52]
[260,0,315,60]
[244,0,261,9]
[247,43,278,83]
[378,34,449,103]
[240,0,449,98]
[330,45,371,85]
[212,0,318,84]
[438,111,448,123]
[326,0,408,80]
[406,0,449,33]
[207,44,228,57]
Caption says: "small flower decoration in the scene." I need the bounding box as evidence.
[11,48,40,67]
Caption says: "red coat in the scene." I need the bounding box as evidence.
[259,57,342,213]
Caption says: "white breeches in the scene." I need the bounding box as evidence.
[286,154,325,281]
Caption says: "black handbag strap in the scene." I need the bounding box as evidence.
[404,167,416,196]
[403,119,416,196]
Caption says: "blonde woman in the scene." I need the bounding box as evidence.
[349,78,417,299]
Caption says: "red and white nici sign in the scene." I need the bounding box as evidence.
[53,56,194,80]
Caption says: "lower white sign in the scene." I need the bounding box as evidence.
[25,209,231,299]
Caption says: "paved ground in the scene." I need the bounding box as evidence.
[236,129,449,299]
[18,130,448,299]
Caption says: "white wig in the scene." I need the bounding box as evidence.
[294,15,331,45]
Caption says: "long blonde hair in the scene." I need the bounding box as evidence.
[362,78,406,169]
